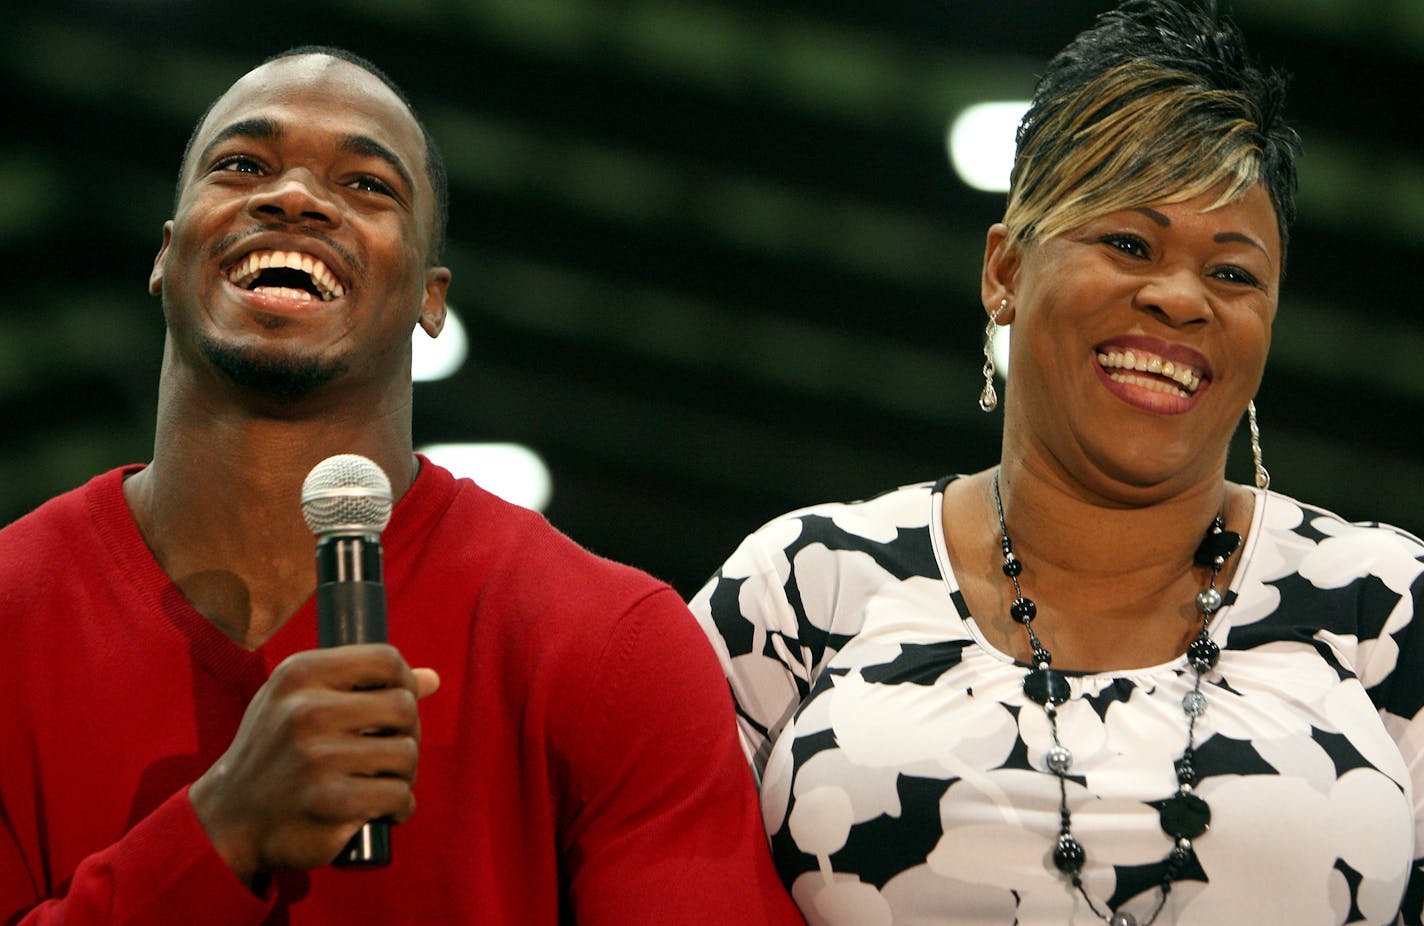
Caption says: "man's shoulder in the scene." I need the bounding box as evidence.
[0,468,121,549]
[420,469,676,610]
[0,469,128,599]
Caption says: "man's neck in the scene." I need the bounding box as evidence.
[124,397,418,650]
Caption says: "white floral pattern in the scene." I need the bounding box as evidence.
[691,478,1424,925]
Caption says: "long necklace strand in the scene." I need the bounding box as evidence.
[991,474,1240,926]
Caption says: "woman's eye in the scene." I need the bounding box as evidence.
[1213,265,1261,287]
[1101,234,1148,258]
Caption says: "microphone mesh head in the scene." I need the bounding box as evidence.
[301,454,394,537]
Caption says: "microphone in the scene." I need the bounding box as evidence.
[300,453,395,869]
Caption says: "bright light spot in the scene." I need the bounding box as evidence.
[413,305,468,382]
[419,443,553,511]
[994,323,1011,379]
[947,102,1030,193]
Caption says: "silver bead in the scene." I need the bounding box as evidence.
[1047,745,1073,774]
[1182,690,1208,717]
[1195,588,1222,614]
[1110,912,1139,926]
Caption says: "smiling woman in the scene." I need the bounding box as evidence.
[994,185,1278,488]
[689,1,1424,924]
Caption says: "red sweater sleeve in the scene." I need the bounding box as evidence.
[2,788,273,926]
[558,588,805,926]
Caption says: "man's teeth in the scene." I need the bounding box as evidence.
[1097,349,1202,394]
[252,285,317,302]
[226,249,346,301]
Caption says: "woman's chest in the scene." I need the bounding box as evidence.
[763,630,1413,925]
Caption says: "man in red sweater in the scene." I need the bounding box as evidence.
[0,47,802,925]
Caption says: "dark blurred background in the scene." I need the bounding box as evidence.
[3,0,1422,596]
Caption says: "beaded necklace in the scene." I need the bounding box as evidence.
[991,474,1240,926]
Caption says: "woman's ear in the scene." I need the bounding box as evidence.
[981,223,1020,324]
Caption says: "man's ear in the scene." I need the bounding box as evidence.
[417,265,451,337]
[149,221,174,296]
[981,222,1020,324]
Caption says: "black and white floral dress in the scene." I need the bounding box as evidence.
[690,477,1424,925]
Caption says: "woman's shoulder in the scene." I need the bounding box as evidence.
[1253,487,1424,562]
[713,480,950,595]
[738,479,942,554]
[1238,487,1424,632]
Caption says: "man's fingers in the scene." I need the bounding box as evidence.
[413,667,440,699]
[304,773,418,827]
[271,644,420,695]
[280,686,419,738]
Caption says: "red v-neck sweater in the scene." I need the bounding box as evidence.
[0,461,802,925]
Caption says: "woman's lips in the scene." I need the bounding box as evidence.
[1093,344,1211,414]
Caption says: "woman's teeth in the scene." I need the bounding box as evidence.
[1097,349,1202,394]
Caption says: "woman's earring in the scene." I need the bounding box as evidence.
[979,299,1005,413]
[1248,399,1270,490]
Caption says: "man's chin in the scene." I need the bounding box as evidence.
[198,336,347,402]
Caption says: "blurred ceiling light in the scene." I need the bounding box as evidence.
[947,102,1029,193]
[413,304,468,382]
[419,442,553,512]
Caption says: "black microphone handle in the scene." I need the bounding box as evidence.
[315,535,391,869]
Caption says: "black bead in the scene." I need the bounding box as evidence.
[1160,792,1211,839]
[1011,597,1037,623]
[1053,834,1086,873]
[1025,667,1070,705]
[1173,757,1196,786]
[1032,647,1052,667]
[1187,637,1220,670]
[1002,556,1023,577]
[1193,528,1241,566]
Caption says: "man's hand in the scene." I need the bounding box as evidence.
[188,645,441,886]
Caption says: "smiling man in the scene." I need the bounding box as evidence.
[0,48,802,926]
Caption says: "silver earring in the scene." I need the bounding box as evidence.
[1248,399,1270,490]
[979,300,1005,412]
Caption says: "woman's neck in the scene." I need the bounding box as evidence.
[945,462,1253,671]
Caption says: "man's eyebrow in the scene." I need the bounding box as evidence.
[195,117,281,168]
[340,134,415,193]
[192,120,415,195]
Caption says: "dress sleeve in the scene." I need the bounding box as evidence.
[688,515,835,776]
[558,587,804,926]
[1,787,274,925]
[1353,530,1424,925]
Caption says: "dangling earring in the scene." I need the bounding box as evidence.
[1248,399,1270,490]
[979,299,1005,413]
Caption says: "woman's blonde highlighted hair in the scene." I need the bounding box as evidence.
[1002,1,1301,264]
